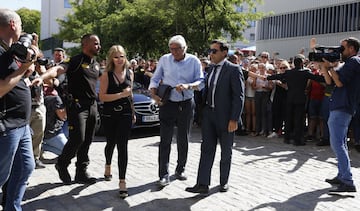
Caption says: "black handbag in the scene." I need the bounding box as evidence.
[156,84,173,104]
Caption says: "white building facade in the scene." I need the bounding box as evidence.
[40,0,72,57]
[256,0,360,59]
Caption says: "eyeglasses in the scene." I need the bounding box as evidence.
[208,48,219,54]
[279,66,287,70]
[169,47,183,52]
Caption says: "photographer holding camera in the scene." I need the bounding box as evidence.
[0,8,41,210]
[318,37,360,193]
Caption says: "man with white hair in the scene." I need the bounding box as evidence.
[149,35,204,187]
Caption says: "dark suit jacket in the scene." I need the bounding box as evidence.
[267,68,325,104]
[203,61,245,130]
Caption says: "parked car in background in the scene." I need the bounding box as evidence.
[132,81,160,128]
[95,81,159,135]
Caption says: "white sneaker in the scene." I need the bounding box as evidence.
[267,132,278,138]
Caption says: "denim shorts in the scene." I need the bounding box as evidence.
[308,99,322,118]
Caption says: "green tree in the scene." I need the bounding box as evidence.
[16,8,41,37]
[55,0,264,59]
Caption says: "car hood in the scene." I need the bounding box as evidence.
[133,93,152,102]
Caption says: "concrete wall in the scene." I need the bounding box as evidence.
[256,0,360,59]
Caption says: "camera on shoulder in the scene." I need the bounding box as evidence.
[9,33,49,65]
[308,45,344,62]
[9,33,34,62]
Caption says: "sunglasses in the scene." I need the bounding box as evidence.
[208,48,219,54]
[279,66,287,69]
[261,55,268,58]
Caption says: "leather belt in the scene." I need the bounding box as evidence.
[168,98,192,104]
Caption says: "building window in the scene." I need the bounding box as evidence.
[257,2,360,40]
[64,0,72,8]
[250,33,255,41]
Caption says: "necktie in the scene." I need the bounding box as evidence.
[207,65,219,107]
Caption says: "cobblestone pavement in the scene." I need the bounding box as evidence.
[4,127,360,211]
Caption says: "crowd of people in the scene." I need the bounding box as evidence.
[1,8,360,211]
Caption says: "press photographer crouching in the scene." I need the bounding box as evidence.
[316,37,360,193]
[0,8,41,211]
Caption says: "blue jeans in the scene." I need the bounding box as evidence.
[328,110,354,186]
[0,125,35,211]
[42,132,68,156]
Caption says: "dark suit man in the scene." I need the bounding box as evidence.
[186,40,245,194]
[267,55,324,146]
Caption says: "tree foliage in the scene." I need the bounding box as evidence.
[56,0,264,59]
[16,8,41,37]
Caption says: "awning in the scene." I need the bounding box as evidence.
[240,46,256,52]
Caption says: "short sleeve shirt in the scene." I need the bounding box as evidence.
[61,53,101,100]
[0,45,31,129]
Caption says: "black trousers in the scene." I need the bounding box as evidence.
[103,114,132,179]
[158,99,194,178]
[285,102,305,143]
[57,102,97,171]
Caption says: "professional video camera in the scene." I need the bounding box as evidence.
[9,33,35,62]
[9,33,49,65]
[308,45,344,62]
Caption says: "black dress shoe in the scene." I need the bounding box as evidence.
[325,177,342,185]
[55,164,71,184]
[185,184,209,194]
[75,172,96,184]
[158,177,170,187]
[175,171,187,181]
[329,183,356,193]
[219,184,229,192]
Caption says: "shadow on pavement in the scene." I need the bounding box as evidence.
[233,137,339,173]
[248,188,344,211]
[21,181,217,211]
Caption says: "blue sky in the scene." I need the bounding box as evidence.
[0,0,41,11]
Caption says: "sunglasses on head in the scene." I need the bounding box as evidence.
[208,48,219,54]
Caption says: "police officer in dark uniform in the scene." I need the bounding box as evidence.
[35,34,102,184]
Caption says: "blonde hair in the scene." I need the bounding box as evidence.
[279,60,290,69]
[105,45,129,72]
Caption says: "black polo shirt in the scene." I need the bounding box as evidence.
[61,53,101,101]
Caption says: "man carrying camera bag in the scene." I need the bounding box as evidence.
[0,8,40,210]
[319,37,360,193]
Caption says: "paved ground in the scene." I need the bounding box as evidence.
[3,127,360,211]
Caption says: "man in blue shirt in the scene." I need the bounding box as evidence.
[319,37,360,193]
[149,35,204,187]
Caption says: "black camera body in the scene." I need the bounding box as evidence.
[36,57,49,66]
[308,45,344,62]
[9,33,34,62]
